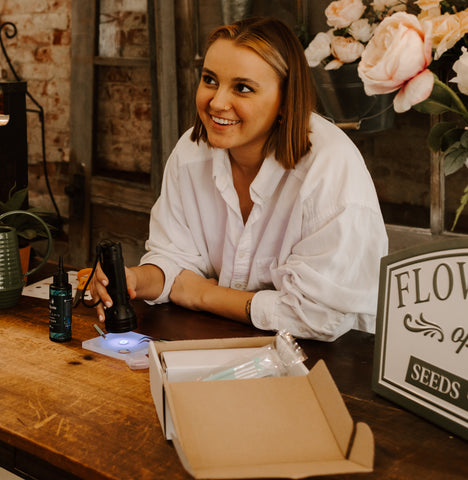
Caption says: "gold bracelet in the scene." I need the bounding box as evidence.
[245,298,252,323]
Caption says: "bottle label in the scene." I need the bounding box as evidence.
[49,289,72,341]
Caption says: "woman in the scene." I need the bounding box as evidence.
[91,17,388,341]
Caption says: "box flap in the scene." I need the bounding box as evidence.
[348,422,374,470]
[155,336,275,355]
[148,342,167,435]
[166,359,373,479]
[172,434,368,479]
[306,359,354,455]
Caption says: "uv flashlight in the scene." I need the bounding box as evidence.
[99,240,137,333]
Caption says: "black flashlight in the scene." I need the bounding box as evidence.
[98,240,137,333]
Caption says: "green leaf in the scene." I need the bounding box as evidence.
[427,121,459,151]
[443,143,468,175]
[460,130,468,149]
[413,97,453,115]
[0,186,28,213]
[441,128,466,151]
[414,79,456,114]
[451,182,468,231]
[18,228,39,241]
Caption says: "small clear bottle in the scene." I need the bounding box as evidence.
[49,256,72,342]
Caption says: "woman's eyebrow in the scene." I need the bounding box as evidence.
[202,67,260,88]
[201,67,217,77]
[233,77,260,88]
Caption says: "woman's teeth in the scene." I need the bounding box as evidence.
[212,116,239,125]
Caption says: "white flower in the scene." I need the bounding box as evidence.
[349,18,376,43]
[451,46,468,96]
[331,35,365,63]
[304,32,331,67]
[325,0,366,29]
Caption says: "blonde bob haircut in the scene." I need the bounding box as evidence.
[190,16,315,169]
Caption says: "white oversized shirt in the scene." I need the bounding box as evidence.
[140,113,388,341]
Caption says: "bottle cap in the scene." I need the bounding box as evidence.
[54,256,69,288]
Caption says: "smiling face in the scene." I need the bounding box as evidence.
[196,39,283,165]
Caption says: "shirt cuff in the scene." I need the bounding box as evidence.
[250,290,280,331]
[139,255,183,304]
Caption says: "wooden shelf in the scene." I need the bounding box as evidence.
[93,56,150,67]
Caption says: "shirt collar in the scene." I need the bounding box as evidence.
[211,148,286,202]
[250,154,286,203]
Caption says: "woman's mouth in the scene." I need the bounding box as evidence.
[211,115,240,126]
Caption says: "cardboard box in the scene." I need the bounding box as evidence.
[148,337,374,479]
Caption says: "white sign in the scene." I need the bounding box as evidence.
[373,239,468,440]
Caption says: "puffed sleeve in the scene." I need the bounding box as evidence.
[250,202,388,341]
[139,133,212,303]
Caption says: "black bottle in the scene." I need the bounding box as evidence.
[49,256,72,342]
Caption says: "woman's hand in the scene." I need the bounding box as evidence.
[89,264,137,323]
[169,269,218,311]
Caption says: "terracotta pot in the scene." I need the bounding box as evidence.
[19,244,31,276]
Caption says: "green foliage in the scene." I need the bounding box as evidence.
[452,182,468,230]
[444,139,468,175]
[440,0,468,15]
[427,121,460,152]
[0,186,54,245]
[414,75,468,119]
[412,73,468,229]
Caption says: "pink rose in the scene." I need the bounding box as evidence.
[325,0,366,29]
[358,12,434,112]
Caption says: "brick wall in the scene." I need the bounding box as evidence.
[0,0,71,221]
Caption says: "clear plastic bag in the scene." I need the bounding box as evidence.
[201,330,307,381]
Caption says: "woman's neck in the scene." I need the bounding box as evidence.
[229,150,263,224]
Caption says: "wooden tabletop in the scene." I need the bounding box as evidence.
[0,293,466,480]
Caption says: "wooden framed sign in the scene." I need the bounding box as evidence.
[373,238,468,440]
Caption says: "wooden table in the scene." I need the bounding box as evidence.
[0,294,466,480]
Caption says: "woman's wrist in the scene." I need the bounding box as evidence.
[200,284,255,324]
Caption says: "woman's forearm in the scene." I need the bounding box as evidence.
[200,284,255,324]
[130,264,165,301]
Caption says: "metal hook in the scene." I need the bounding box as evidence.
[0,22,21,82]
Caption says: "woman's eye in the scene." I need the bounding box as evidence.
[236,83,253,94]
[202,74,217,86]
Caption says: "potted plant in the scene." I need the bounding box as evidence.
[0,186,55,273]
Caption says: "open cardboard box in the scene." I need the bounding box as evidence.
[148,337,374,479]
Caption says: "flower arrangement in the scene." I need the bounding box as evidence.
[305,0,410,70]
[306,0,468,229]
[355,0,468,228]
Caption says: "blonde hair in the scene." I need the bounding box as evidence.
[191,17,315,169]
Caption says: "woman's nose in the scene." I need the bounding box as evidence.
[210,89,231,112]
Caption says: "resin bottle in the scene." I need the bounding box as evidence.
[49,256,72,342]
